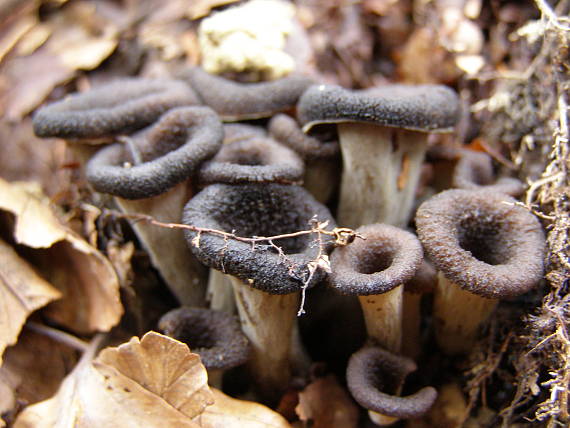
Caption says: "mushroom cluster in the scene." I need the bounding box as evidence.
[32,64,545,425]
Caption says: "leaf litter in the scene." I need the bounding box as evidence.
[0,0,569,426]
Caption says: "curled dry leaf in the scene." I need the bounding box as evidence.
[187,0,241,20]
[1,47,74,122]
[0,178,122,333]
[42,1,119,70]
[1,0,118,120]
[296,375,359,428]
[0,329,78,422]
[196,388,292,428]
[14,332,214,428]
[137,0,192,61]
[0,119,68,195]
[0,238,61,363]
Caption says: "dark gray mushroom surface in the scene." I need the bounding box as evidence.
[183,183,336,294]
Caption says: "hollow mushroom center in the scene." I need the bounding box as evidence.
[171,322,216,349]
[470,165,494,186]
[457,214,508,266]
[216,149,265,166]
[354,243,395,275]
[211,190,311,253]
[365,358,401,395]
[138,123,197,162]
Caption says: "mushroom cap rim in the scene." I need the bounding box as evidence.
[415,189,545,299]
[298,83,460,134]
[329,224,423,296]
[302,117,456,135]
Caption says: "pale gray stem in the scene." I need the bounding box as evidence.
[359,286,403,353]
[116,181,207,306]
[206,269,236,313]
[230,276,297,403]
[336,124,428,228]
[433,272,498,355]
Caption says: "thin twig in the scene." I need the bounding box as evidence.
[25,321,90,353]
[104,208,362,318]
[534,0,570,32]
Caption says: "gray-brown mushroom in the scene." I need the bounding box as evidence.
[415,189,545,354]
[401,259,436,359]
[298,83,460,228]
[33,78,200,142]
[347,346,437,425]
[453,149,524,196]
[329,223,423,353]
[159,307,250,387]
[180,67,314,121]
[86,106,223,199]
[269,113,340,203]
[85,106,223,307]
[198,130,304,185]
[183,182,336,403]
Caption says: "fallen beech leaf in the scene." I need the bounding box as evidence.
[105,240,134,288]
[0,329,78,420]
[14,332,213,428]
[16,22,51,56]
[2,47,74,121]
[57,36,117,70]
[96,331,214,418]
[0,14,37,63]
[187,0,240,20]
[0,119,67,194]
[363,0,400,16]
[398,27,457,84]
[0,178,122,333]
[0,365,17,423]
[296,375,359,428]
[0,238,61,363]
[0,179,67,247]
[1,1,119,120]
[45,2,118,71]
[195,388,292,428]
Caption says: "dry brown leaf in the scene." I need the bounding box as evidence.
[0,329,78,422]
[45,1,118,70]
[0,1,119,120]
[0,14,37,63]
[15,22,51,56]
[0,238,61,363]
[0,119,68,194]
[0,178,122,333]
[296,375,359,428]
[1,47,74,121]
[195,388,292,428]
[96,331,214,417]
[137,0,194,61]
[187,0,240,20]
[363,0,400,16]
[14,332,213,428]
[105,240,134,288]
